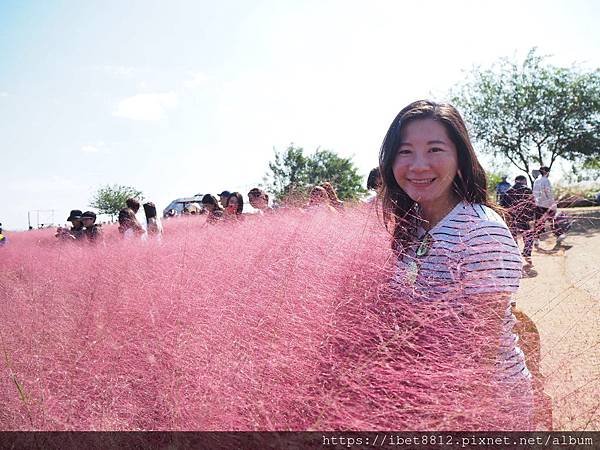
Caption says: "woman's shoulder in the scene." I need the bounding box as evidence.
[453,203,518,252]
[449,202,508,229]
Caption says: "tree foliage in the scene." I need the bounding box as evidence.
[486,171,504,196]
[90,184,144,219]
[453,48,600,184]
[264,145,367,202]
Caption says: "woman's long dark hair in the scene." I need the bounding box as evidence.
[226,192,244,215]
[379,100,490,250]
[201,194,223,211]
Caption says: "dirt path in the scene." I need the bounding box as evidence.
[515,209,600,431]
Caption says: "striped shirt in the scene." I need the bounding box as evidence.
[393,201,530,382]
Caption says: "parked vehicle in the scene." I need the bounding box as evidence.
[162,195,204,217]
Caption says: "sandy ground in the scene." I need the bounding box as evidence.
[514,207,600,431]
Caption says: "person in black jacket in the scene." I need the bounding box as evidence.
[81,211,103,244]
[500,175,536,263]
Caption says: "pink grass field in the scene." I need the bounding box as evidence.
[0,206,579,430]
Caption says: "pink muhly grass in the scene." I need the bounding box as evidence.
[0,207,576,430]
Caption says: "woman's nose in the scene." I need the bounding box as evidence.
[409,151,430,171]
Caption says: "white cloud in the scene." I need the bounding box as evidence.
[113,92,178,121]
[0,92,8,97]
[183,72,208,89]
[81,144,100,153]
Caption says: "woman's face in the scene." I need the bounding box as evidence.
[393,118,459,210]
[203,202,215,212]
[249,194,267,210]
[226,197,239,214]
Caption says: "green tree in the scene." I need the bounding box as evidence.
[486,171,504,198]
[265,145,309,201]
[264,144,367,202]
[453,48,600,184]
[90,184,144,219]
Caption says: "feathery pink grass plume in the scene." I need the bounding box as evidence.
[0,206,581,430]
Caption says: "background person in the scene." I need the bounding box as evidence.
[67,209,85,240]
[306,186,336,212]
[248,187,272,214]
[201,194,225,223]
[366,167,383,203]
[0,223,6,246]
[143,202,163,238]
[321,182,344,210]
[500,175,537,265]
[224,192,244,219]
[118,198,145,239]
[81,211,103,243]
[496,175,511,204]
[532,166,561,245]
[219,190,231,209]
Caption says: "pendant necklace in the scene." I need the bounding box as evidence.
[406,232,433,285]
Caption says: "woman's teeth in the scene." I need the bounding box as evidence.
[410,178,435,184]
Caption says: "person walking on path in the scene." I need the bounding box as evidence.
[532,166,563,245]
[500,176,536,265]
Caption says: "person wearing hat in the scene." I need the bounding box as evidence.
[218,190,231,209]
[67,210,85,240]
[81,211,103,243]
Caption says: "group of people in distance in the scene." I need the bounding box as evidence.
[55,210,102,243]
[52,182,351,244]
[498,166,569,268]
[199,184,347,224]
[55,197,162,244]
[118,198,163,240]
[199,189,270,224]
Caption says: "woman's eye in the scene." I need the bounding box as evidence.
[430,146,445,152]
[397,149,411,155]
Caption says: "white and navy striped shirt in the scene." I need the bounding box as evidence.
[394,201,530,382]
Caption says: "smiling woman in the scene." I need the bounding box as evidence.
[379,100,535,429]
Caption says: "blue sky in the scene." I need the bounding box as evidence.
[1,0,599,229]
